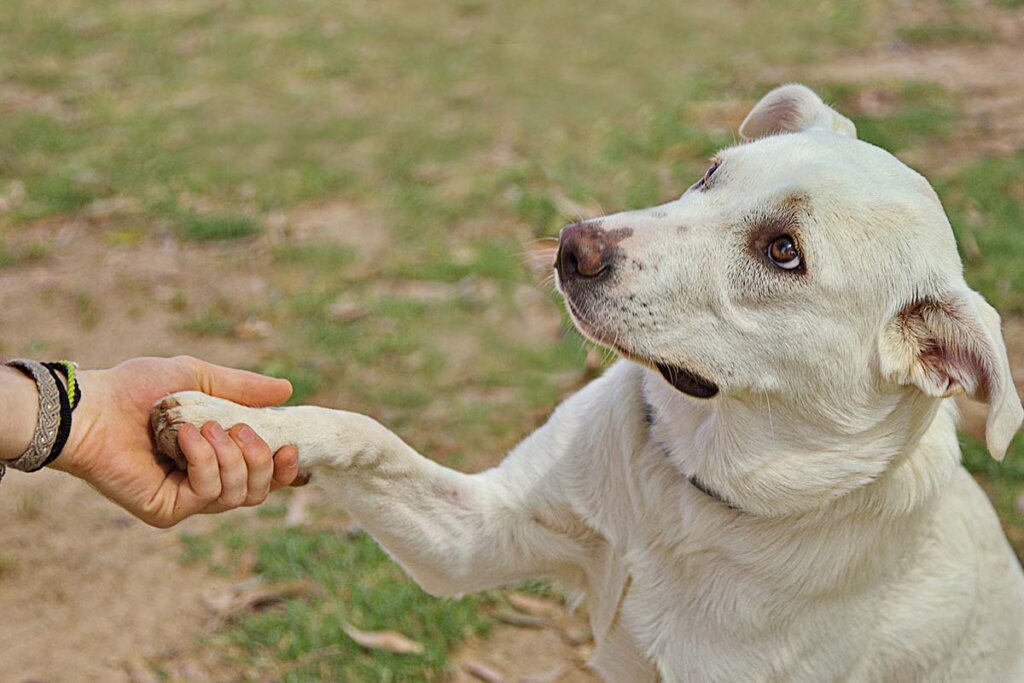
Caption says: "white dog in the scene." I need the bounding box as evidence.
[154,85,1024,682]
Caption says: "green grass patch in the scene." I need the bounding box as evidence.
[181,311,235,338]
[939,153,1024,314]
[896,23,993,45]
[180,532,214,567]
[961,434,1024,557]
[962,435,1024,482]
[821,82,962,153]
[72,291,100,330]
[385,240,525,284]
[256,502,288,519]
[25,173,102,216]
[190,524,490,682]
[258,361,326,405]
[0,240,49,269]
[176,211,263,242]
[272,244,357,269]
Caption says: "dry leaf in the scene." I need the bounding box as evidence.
[204,580,321,624]
[341,622,425,655]
[327,295,368,323]
[506,592,560,616]
[234,317,272,339]
[465,660,505,683]
[493,609,548,629]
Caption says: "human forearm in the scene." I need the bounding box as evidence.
[1,356,299,526]
[0,365,41,461]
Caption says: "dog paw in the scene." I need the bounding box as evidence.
[150,391,249,470]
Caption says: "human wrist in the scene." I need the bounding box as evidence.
[0,365,42,461]
[52,369,106,477]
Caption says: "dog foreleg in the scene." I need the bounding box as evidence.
[153,392,595,597]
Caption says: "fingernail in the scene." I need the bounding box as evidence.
[208,423,227,441]
[238,426,255,445]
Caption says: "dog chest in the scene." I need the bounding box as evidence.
[613,538,880,682]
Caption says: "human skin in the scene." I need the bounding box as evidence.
[0,356,300,528]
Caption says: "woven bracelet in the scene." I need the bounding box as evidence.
[1,359,79,482]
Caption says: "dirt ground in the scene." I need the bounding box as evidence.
[0,218,280,682]
[0,470,242,682]
[2,32,1024,683]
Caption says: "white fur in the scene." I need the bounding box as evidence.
[157,85,1024,682]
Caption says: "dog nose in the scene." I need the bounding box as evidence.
[556,223,617,281]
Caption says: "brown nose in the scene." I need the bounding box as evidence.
[556,223,618,281]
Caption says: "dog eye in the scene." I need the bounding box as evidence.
[698,161,720,189]
[767,235,801,270]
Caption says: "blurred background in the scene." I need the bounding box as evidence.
[0,1,1022,681]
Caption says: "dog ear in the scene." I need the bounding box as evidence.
[879,288,1023,460]
[740,84,857,141]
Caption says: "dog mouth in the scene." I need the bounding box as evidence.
[654,362,719,399]
[563,297,720,399]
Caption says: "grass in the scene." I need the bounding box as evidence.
[1,0,1022,679]
[897,23,993,45]
[176,211,263,242]
[181,311,235,338]
[0,0,889,237]
[941,153,1024,314]
[821,82,963,153]
[181,521,491,682]
[0,239,49,269]
[962,435,1024,558]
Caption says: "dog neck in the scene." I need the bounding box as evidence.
[642,398,742,511]
[640,365,959,518]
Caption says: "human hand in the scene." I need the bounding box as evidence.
[54,356,300,528]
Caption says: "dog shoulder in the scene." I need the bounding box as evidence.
[549,361,661,533]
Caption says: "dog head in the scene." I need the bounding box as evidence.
[555,84,1021,479]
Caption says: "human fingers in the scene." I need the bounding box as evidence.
[202,421,248,510]
[178,423,223,502]
[228,424,274,506]
[270,445,302,490]
[135,423,223,527]
[176,356,293,407]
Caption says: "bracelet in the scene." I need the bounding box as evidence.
[43,361,82,411]
[0,359,79,482]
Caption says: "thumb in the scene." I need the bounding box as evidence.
[178,357,293,407]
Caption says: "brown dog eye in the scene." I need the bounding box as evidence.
[698,161,720,189]
[767,235,801,270]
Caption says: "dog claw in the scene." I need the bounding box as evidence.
[293,469,313,487]
[150,397,188,471]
